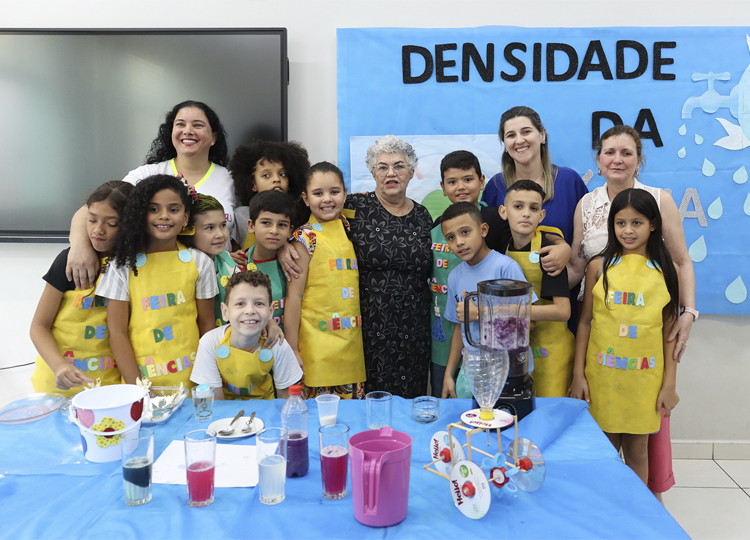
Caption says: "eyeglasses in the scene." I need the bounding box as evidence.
[374,162,408,175]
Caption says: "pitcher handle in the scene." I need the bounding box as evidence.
[363,453,385,515]
[464,291,480,347]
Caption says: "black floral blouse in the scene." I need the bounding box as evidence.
[346,193,433,398]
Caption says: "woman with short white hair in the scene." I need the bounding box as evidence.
[349,135,432,398]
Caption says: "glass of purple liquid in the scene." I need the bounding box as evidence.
[319,424,350,499]
[286,429,309,478]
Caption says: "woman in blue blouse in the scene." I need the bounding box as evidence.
[481,106,588,244]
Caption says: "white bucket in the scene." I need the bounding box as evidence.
[71,385,149,463]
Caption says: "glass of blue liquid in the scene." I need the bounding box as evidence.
[121,428,154,506]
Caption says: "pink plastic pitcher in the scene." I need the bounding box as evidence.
[349,427,412,527]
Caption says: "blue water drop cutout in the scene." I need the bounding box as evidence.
[734,166,748,185]
[702,159,716,176]
[688,236,707,262]
[725,276,747,304]
[707,198,723,219]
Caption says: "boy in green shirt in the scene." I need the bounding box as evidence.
[244,190,295,330]
[430,151,510,397]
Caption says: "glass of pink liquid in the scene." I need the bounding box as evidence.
[319,423,349,500]
[184,429,217,507]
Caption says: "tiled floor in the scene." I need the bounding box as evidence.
[663,459,750,539]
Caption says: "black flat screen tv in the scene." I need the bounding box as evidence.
[0,28,288,240]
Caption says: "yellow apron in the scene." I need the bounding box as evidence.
[127,243,200,388]
[298,215,366,387]
[586,254,670,434]
[214,327,275,400]
[31,260,120,397]
[506,226,575,397]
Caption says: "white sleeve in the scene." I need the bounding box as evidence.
[190,326,226,388]
[122,165,147,185]
[192,249,220,299]
[122,163,162,185]
[95,263,131,301]
[270,341,304,390]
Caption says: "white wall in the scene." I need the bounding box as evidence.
[2,0,748,442]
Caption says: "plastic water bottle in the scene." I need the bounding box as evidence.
[281,385,309,478]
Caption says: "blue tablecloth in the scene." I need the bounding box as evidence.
[0,397,688,539]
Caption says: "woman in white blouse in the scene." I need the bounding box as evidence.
[568,124,696,500]
[65,101,235,289]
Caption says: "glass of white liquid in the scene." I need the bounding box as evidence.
[257,427,287,505]
[315,394,340,426]
[121,428,154,506]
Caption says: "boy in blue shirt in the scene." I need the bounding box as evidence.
[440,202,533,398]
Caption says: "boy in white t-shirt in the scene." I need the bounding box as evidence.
[191,271,302,400]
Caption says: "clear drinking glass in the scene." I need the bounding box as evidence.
[121,428,154,506]
[257,427,288,505]
[319,424,349,499]
[366,391,392,429]
[184,429,217,507]
[411,396,440,423]
[191,385,214,422]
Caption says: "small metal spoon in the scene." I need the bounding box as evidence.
[218,409,245,436]
[241,411,257,433]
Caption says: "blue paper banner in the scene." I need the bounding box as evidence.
[338,26,750,315]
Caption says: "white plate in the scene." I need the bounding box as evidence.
[209,416,264,440]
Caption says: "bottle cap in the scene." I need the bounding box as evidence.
[195,384,212,398]
[288,385,302,396]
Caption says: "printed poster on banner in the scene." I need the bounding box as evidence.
[338,26,750,314]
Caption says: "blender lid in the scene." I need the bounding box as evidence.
[476,279,534,297]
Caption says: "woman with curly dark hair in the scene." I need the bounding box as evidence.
[145,101,229,168]
[96,175,218,387]
[228,140,310,253]
[66,101,236,290]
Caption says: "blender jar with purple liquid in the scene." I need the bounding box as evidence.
[465,279,536,420]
